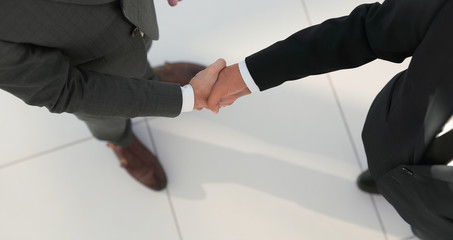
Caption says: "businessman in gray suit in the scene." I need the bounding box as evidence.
[0,0,224,191]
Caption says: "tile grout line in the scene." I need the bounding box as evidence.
[326,76,364,170]
[326,48,389,240]
[327,72,389,240]
[370,195,390,240]
[300,0,313,26]
[300,1,389,239]
[165,188,185,240]
[144,120,185,240]
[0,118,149,171]
[0,136,93,170]
[302,0,365,170]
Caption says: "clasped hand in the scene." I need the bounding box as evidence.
[167,1,250,113]
[189,59,252,113]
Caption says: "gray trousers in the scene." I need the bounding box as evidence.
[74,11,158,148]
[75,61,159,147]
[63,2,161,147]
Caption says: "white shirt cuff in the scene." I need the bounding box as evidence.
[180,84,194,112]
[238,60,260,93]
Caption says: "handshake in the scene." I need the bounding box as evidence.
[189,59,252,113]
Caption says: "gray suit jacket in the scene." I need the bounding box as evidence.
[0,0,182,118]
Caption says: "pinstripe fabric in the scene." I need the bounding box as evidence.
[0,0,182,145]
[0,0,182,117]
[0,0,157,77]
[47,0,159,39]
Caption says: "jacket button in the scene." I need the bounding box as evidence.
[401,167,414,175]
[131,27,144,37]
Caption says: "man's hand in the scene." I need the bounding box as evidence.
[207,64,251,113]
[167,0,182,7]
[189,59,226,110]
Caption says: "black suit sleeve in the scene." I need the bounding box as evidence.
[0,40,182,118]
[245,0,447,91]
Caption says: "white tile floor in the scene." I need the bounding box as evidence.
[0,0,420,239]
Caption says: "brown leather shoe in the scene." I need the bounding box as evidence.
[153,62,206,86]
[107,136,167,191]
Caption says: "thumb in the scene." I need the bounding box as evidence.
[206,58,226,75]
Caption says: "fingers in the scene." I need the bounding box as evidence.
[190,60,251,113]
[210,91,245,114]
[206,64,247,111]
[207,58,227,75]
[207,84,226,108]
[167,0,182,7]
[219,95,239,106]
[206,67,230,110]
[207,68,251,113]
[209,94,238,114]
[190,59,226,110]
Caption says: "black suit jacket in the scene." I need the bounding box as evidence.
[245,0,453,238]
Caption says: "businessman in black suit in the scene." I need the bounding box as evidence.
[0,0,225,191]
[207,0,453,239]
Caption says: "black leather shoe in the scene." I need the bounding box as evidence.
[357,170,380,194]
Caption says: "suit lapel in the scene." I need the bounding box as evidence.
[120,0,159,40]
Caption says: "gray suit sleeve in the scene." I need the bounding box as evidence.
[0,40,182,118]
